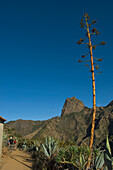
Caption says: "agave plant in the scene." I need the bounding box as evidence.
[93,135,113,170]
[104,135,113,170]
[32,137,59,169]
[34,140,39,151]
[42,136,58,158]
[93,149,104,169]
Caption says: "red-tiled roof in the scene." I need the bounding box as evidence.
[0,116,7,122]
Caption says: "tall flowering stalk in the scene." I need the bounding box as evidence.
[77,13,106,168]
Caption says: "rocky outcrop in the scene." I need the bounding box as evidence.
[106,100,113,108]
[5,98,113,148]
[61,97,84,116]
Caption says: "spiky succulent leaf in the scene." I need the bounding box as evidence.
[104,135,112,170]
[48,137,51,156]
[80,153,85,167]
[106,135,111,156]
[52,142,57,153]
[42,137,58,158]
[103,166,108,170]
[95,152,104,169]
[51,137,54,146]
[45,137,48,147]
[42,143,49,157]
[111,157,113,166]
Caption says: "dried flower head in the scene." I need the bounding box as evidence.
[92,45,96,49]
[95,64,99,70]
[84,13,90,20]
[91,28,96,33]
[81,23,85,28]
[78,59,82,63]
[92,20,97,24]
[100,41,106,45]
[82,55,85,58]
[77,38,84,45]
[77,41,81,45]
[95,30,100,35]
[99,71,102,73]
[80,38,83,42]
[97,58,103,62]
[85,13,88,17]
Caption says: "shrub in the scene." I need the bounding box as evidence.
[56,145,91,169]
[32,136,60,169]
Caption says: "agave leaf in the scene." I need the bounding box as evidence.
[42,143,49,157]
[79,154,83,165]
[104,135,112,169]
[48,137,51,156]
[106,135,111,155]
[103,166,108,170]
[36,146,38,151]
[34,140,39,146]
[51,137,54,145]
[95,152,104,169]
[80,154,85,167]
[111,157,113,166]
[42,137,58,158]
[45,137,48,147]
[53,142,58,154]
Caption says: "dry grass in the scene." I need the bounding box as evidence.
[2,147,10,158]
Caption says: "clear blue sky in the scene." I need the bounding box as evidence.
[0,0,113,122]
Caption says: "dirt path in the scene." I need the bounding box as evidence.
[0,149,33,170]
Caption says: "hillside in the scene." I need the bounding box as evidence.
[5,97,113,147]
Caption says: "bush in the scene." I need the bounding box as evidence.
[56,145,91,169]
[32,137,60,169]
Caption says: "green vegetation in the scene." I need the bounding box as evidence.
[104,135,113,169]
[3,123,113,169]
[31,136,113,169]
[42,136,58,158]
[56,145,91,169]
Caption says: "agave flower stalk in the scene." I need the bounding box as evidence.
[85,14,96,168]
[77,13,106,168]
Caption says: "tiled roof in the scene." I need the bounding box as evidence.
[0,116,7,122]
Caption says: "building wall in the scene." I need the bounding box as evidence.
[0,123,3,159]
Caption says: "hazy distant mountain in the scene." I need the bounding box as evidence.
[5,97,113,147]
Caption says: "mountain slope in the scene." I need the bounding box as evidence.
[5,97,113,147]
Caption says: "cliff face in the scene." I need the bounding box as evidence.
[61,97,84,116]
[5,97,113,148]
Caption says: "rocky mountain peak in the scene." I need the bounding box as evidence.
[106,100,113,107]
[61,97,84,116]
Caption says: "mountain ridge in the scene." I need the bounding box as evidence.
[5,97,113,147]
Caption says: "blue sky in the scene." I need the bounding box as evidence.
[0,0,113,122]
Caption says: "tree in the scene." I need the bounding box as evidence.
[77,13,106,168]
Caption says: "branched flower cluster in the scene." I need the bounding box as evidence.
[77,13,106,76]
